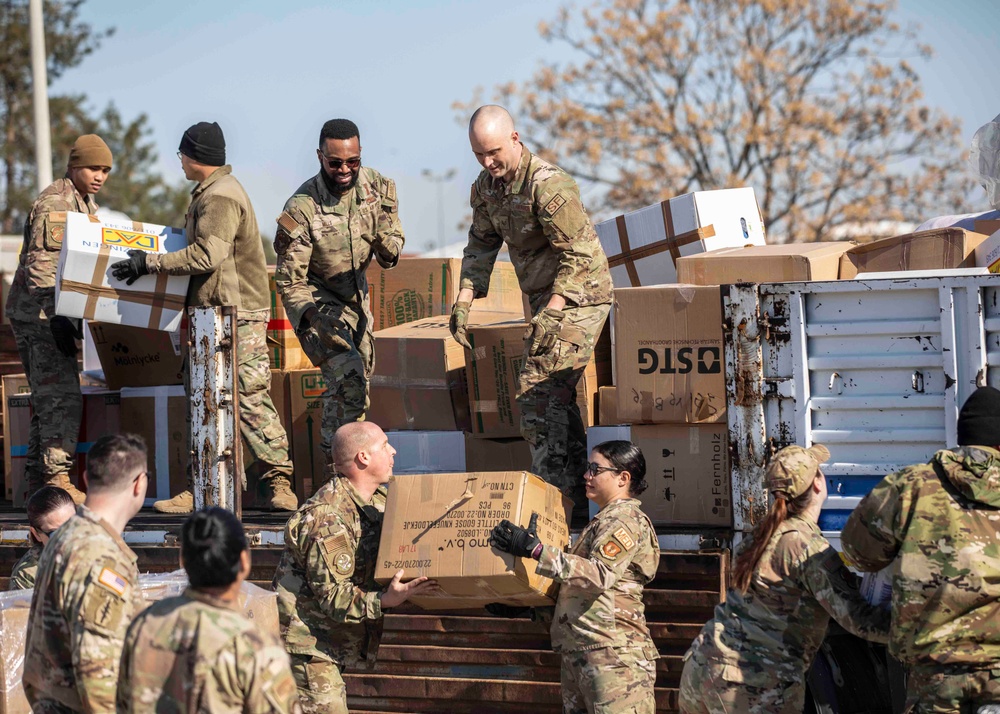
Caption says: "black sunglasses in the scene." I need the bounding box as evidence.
[586,462,620,478]
[319,153,361,171]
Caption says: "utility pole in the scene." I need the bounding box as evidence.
[29,0,53,191]
[421,168,456,255]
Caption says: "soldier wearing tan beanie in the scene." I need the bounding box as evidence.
[4,134,114,506]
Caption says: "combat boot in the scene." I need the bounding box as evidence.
[153,489,193,514]
[262,474,298,512]
[51,473,86,505]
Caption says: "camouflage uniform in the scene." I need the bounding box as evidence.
[147,166,293,484]
[274,168,404,462]
[117,587,301,713]
[23,505,142,713]
[842,446,1000,713]
[678,517,890,714]
[8,542,42,590]
[535,497,660,714]
[461,146,612,499]
[5,178,92,497]
[272,476,388,714]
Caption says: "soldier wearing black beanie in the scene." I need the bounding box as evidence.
[178,121,226,166]
[957,385,1000,447]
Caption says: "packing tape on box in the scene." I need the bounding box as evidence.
[474,400,498,413]
[608,224,716,287]
[370,375,449,388]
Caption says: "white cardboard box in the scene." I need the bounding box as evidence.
[56,212,189,332]
[595,187,766,288]
[975,228,1000,273]
[387,431,467,474]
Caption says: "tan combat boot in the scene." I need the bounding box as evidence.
[51,473,86,505]
[153,489,193,514]
[262,475,298,512]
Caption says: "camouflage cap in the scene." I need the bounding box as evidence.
[765,444,830,498]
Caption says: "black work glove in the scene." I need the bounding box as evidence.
[450,301,472,349]
[528,308,564,357]
[110,249,149,286]
[490,513,541,559]
[49,316,83,358]
[485,602,531,619]
[309,311,351,352]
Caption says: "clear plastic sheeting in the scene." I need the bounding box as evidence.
[970,112,1000,211]
[0,571,279,714]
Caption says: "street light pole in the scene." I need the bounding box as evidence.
[421,168,456,255]
[29,0,53,191]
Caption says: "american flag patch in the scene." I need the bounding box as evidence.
[98,567,128,597]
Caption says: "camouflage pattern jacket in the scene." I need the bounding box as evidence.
[460,146,612,307]
[117,588,301,714]
[274,168,404,333]
[693,516,889,686]
[273,477,386,667]
[148,166,269,313]
[842,446,1000,668]
[23,505,142,713]
[8,542,42,590]
[536,497,659,652]
[6,177,97,321]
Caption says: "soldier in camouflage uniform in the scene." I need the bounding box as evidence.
[8,485,75,590]
[112,122,296,514]
[491,441,660,714]
[451,106,612,510]
[23,434,149,713]
[118,508,300,713]
[274,119,404,464]
[5,135,113,505]
[678,445,890,714]
[272,422,435,713]
[842,386,1000,713]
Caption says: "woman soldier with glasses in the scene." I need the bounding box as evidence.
[490,440,660,714]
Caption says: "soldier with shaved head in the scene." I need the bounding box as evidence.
[451,105,612,516]
[272,422,436,714]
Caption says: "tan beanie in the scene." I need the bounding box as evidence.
[68,135,113,169]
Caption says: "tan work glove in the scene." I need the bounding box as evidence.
[528,308,565,357]
[450,301,472,349]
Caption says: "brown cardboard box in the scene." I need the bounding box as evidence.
[368,258,521,330]
[598,386,620,425]
[5,380,121,505]
[119,386,187,503]
[464,434,533,472]
[839,228,988,279]
[974,219,1000,237]
[287,369,327,498]
[614,285,725,424]
[88,322,184,389]
[267,270,313,370]
[465,319,600,437]
[0,590,31,714]
[631,423,731,526]
[676,242,853,285]
[375,471,571,609]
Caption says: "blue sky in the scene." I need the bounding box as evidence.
[52,0,1000,252]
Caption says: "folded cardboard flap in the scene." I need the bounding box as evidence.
[675,242,853,285]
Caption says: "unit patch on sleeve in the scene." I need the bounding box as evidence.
[599,540,623,561]
[613,527,636,551]
[543,194,567,217]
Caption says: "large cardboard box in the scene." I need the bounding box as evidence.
[463,435,533,472]
[368,258,521,330]
[266,271,313,370]
[87,322,184,389]
[839,228,988,279]
[389,431,467,474]
[614,285,725,424]
[595,187,766,288]
[0,590,31,714]
[119,386,187,504]
[975,226,1000,274]
[287,369,327,498]
[465,319,600,437]
[55,212,189,331]
[2,375,29,500]
[375,471,571,609]
[598,385,621,425]
[677,242,853,285]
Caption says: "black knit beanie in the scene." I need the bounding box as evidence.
[957,386,1000,446]
[179,122,226,165]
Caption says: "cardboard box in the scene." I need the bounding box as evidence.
[598,385,621,425]
[0,590,31,714]
[974,219,1000,237]
[975,226,1000,274]
[119,386,187,504]
[265,271,313,371]
[595,187,767,288]
[463,435,533,472]
[676,242,853,285]
[614,285,725,424]
[465,319,600,437]
[375,471,571,609]
[287,369,327,498]
[4,381,120,506]
[839,228,988,279]
[368,258,522,330]
[55,211,190,331]
[388,431,467,474]
[87,322,184,389]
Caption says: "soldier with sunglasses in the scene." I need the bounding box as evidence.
[274,119,405,469]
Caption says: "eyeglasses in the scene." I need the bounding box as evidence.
[585,462,620,479]
[319,152,361,171]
